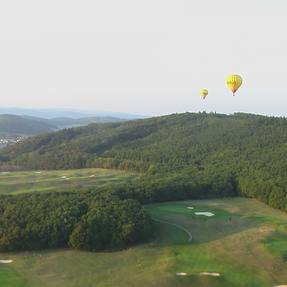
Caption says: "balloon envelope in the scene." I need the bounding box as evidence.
[226,74,243,96]
[200,89,208,99]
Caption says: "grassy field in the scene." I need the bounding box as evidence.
[1,197,287,286]
[0,168,136,195]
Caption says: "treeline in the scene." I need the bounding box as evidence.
[239,175,287,210]
[0,191,153,252]
[0,168,238,252]
[0,112,287,211]
[110,169,238,204]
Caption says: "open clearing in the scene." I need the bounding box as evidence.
[0,168,136,195]
[1,198,287,286]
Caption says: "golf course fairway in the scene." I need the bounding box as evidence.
[1,198,287,287]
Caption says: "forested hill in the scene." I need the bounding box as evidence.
[0,114,57,136]
[1,112,287,210]
[1,112,286,173]
[0,114,125,137]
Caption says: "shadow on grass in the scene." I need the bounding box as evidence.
[263,231,287,262]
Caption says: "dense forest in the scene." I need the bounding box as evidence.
[0,191,152,252]
[0,112,287,251]
[1,112,286,207]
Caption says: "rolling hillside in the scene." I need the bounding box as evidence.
[1,112,287,287]
[49,116,124,128]
[0,112,287,210]
[0,107,141,119]
[0,114,126,136]
[0,114,58,136]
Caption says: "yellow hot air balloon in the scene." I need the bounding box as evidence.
[226,74,243,96]
[200,89,208,99]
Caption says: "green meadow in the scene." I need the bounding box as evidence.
[0,168,136,195]
[1,197,287,287]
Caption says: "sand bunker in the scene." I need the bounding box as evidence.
[89,175,95,177]
[34,171,42,174]
[187,207,194,210]
[0,260,13,264]
[200,272,220,277]
[176,272,188,276]
[195,212,215,217]
[60,176,71,180]
[274,285,287,287]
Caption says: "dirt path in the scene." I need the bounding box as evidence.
[152,217,193,242]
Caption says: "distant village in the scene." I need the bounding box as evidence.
[0,136,26,148]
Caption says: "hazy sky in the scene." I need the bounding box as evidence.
[0,0,287,116]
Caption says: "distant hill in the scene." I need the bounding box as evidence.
[0,114,57,136]
[0,114,126,140]
[1,112,286,212]
[49,116,124,128]
[0,107,142,119]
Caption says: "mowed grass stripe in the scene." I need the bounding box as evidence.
[0,168,137,195]
[0,266,29,287]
